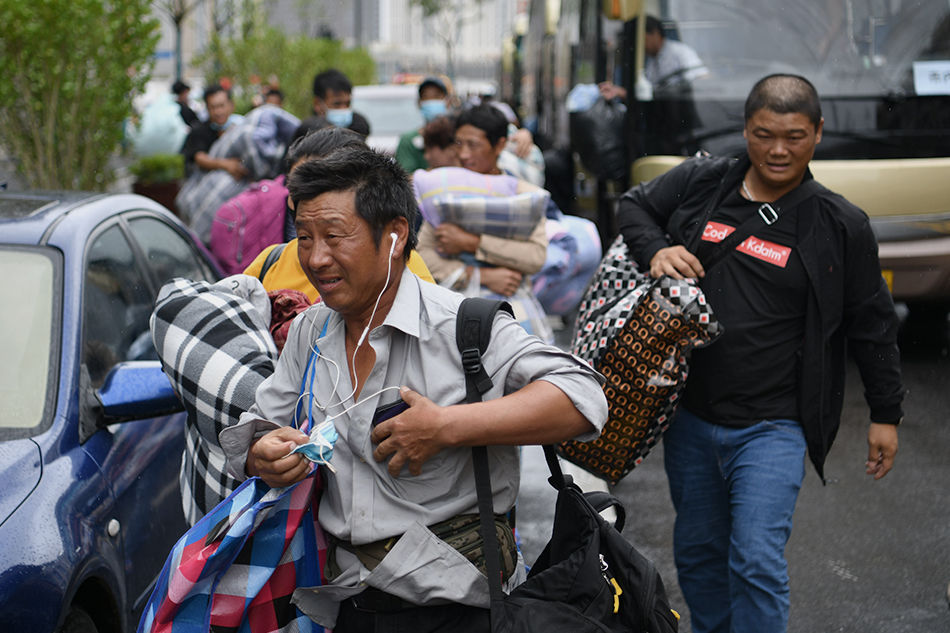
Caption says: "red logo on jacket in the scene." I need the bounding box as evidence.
[701,222,792,268]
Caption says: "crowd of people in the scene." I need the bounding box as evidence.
[140,54,902,633]
[129,66,602,333]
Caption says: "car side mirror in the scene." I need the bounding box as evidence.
[79,361,184,443]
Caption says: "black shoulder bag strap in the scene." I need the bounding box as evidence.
[456,297,520,613]
[458,297,627,624]
[257,242,287,281]
[695,178,823,272]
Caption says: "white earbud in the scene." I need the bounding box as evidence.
[389,232,397,257]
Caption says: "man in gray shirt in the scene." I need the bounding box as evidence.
[220,146,607,632]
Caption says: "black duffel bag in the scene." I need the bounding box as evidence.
[481,446,679,633]
[458,298,680,633]
[570,97,628,182]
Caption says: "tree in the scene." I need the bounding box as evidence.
[199,27,375,119]
[0,0,160,190]
[410,0,485,80]
[209,0,257,42]
[154,0,204,80]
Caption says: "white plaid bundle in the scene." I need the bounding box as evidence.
[150,277,278,526]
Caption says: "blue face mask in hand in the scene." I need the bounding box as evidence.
[325,108,353,128]
[290,419,339,471]
[419,99,447,122]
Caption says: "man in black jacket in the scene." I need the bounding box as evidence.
[617,74,902,633]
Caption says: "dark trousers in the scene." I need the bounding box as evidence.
[335,589,490,633]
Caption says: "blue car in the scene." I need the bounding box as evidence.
[0,192,220,633]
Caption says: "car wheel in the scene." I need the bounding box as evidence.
[58,606,98,633]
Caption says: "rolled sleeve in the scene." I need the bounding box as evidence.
[487,314,608,441]
[218,309,320,480]
[219,414,281,481]
[539,372,608,442]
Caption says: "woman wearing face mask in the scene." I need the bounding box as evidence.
[395,76,451,173]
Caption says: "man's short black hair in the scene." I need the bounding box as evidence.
[744,74,822,129]
[172,80,190,95]
[418,77,448,99]
[202,83,229,104]
[456,104,509,146]
[287,147,418,261]
[283,127,367,197]
[645,15,663,35]
[265,87,284,100]
[313,69,353,100]
[286,127,366,168]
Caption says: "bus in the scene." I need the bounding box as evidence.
[500,0,950,320]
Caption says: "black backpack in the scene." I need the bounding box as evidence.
[457,297,680,633]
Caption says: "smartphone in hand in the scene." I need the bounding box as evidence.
[371,398,409,427]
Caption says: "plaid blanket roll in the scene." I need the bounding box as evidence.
[150,277,278,526]
[432,189,550,241]
[412,166,519,227]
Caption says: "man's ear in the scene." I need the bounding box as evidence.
[815,117,824,144]
[390,217,410,258]
[492,136,507,159]
[312,96,326,115]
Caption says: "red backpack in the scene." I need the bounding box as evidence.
[210,175,288,275]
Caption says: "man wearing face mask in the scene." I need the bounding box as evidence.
[294,69,371,142]
[395,76,450,173]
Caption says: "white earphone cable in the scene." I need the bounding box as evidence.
[305,231,399,414]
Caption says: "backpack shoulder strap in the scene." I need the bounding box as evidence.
[257,242,287,282]
[455,297,516,610]
[455,297,513,404]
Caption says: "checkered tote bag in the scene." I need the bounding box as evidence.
[137,470,326,633]
[564,236,723,483]
[138,322,329,633]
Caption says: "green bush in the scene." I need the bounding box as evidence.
[0,0,159,190]
[199,28,376,120]
[129,153,184,184]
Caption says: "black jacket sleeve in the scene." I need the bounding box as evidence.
[616,156,727,269]
[181,123,216,166]
[839,204,904,423]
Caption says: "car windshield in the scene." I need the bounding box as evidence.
[352,90,424,136]
[663,0,950,100]
[0,248,57,431]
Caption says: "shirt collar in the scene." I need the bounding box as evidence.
[379,267,421,340]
